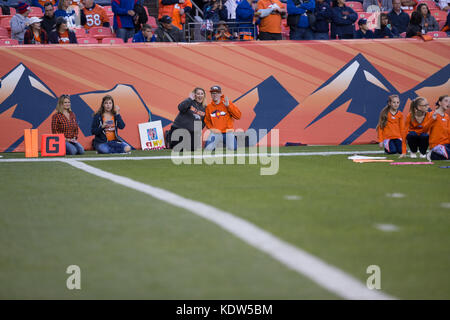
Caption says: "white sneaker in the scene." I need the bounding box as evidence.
[410,151,417,158]
[426,151,432,162]
[419,153,427,159]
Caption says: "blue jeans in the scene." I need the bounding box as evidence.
[66,141,85,155]
[204,132,237,151]
[430,144,450,160]
[383,139,403,154]
[96,141,130,154]
[115,28,135,43]
[314,32,329,40]
[289,27,313,40]
[406,132,429,154]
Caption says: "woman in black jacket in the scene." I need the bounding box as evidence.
[49,17,77,44]
[169,87,206,151]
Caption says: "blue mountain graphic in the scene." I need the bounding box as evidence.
[234,75,299,142]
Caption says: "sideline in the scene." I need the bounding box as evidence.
[61,158,395,300]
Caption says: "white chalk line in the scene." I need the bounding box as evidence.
[61,158,395,300]
[0,150,385,163]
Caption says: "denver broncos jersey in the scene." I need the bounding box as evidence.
[429,113,450,148]
[404,112,433,135]
[205,97,242,133]
[82,5,109,29]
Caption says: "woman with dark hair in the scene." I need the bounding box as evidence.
[416,3,439,33]
[91,95,131,154]
[169,87,206,151]
[374,13,398,38]
[406,11,422,38]
[330,0,358,39]
[51,94,85,155]
[427,95,450,161]
[49,17,78,44]
[405,97,433,158]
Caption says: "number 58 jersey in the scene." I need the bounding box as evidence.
[83,5,110,30]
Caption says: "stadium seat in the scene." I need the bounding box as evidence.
[78,37,99,44]
[74,28,89,38]
[417,0,439,10]
[426,31,448,38]
[147,16,157,29]
[399,32,406,38]
[101,37,124,44]
[356,12,378,30]
[0,26,8,38]
[29,6,43,17]
[438,20,446,31]
[144,6,150,17]
[0,38,18,45]
[430,10,447,22]
[0,16,12,31]
[89,26,113,40]
[346,1,363,12]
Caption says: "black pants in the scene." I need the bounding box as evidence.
[169,126,200,151]
[259,32,282,41]
[406,132,429,154]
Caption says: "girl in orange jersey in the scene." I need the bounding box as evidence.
[376,94,406,157]
[405,97,433,158]
[427,95,450,161]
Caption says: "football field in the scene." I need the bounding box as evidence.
[1,145,449,299]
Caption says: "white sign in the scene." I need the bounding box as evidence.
[138,121,165,150]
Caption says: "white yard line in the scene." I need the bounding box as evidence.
[61,158,395,300]
[0,150,385,162]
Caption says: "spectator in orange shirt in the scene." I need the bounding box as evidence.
[204,85,242,150]
[405,97,433,158]
[376,94,407,157]
[49,17,78,43]
[213,20,235,40]
[427,95,450,161]
[257,0,286,40]
[80,0,110,30]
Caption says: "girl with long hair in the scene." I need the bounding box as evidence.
[405,97,433,158]
[376,94,406,157]
[51,94,85,155]
[91,95,131,154]
[427,95,450,160]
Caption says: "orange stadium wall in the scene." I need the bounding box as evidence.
[0,39,449,152]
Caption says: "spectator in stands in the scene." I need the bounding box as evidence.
[132,23,156,41]
[80,0,110,30]
[169,87,206,150]
[133,1,148,33]
[10,2,31,44]
[55,0,81,28]
[204,85,242,151]
[112,0,137,42]
[213,20,234,39]
[51,94,85,155]
[49,16,78,43]
[400,0,417,10]
[91,95,131,154]
[354,18,374,38]
[443,11,449,36]
[437,0,449,11]
[363,0,392,12]
[314,0,333,40]
[41,2,57,36]
[236,0,257,40]
[31,0,57,14]
[257,0,286,40]
[205,0,228,23]
[154,14,185,41]
[24,16,49,43]
[416,3,439,33]
[171,0,192,31]
[388,0,409,35]
[1,0,11,15]
[374,12,398,38]
[406,11,422,37]
[331,0,357,39]
[286,0,315,40]
[159,0,192,23]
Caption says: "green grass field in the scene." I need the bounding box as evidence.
[1,145,449,299]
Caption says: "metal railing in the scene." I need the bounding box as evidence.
[184,21,257,42]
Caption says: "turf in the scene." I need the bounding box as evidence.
[1,145,449,299]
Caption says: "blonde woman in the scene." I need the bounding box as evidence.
[51,94,85,155]
[169,87,207,150]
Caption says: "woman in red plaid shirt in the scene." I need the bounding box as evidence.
[51,95,85,155]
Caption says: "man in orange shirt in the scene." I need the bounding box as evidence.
[204,85,242,151]
[257,0,286,40]
[81,0,110,30]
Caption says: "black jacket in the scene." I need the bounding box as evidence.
[154,25,185,42]
[48,29,78,44]
[172,98,205,132]
[41,15,56,36]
